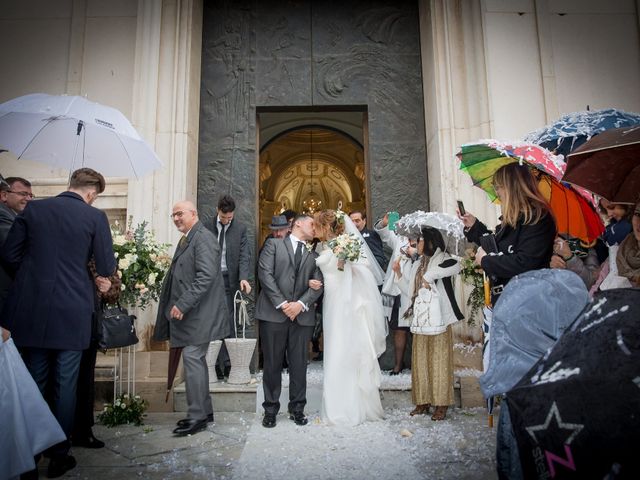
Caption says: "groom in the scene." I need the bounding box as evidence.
[256,214,323,428]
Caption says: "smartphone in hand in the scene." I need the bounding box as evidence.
[387,211,399,231]
[457,200,466,216]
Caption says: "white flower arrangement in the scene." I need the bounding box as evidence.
[111,219,172,309]
[328,233,363,271]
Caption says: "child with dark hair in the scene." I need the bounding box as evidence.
[393,226,463,421]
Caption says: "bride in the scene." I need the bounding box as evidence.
[312,209,387,426]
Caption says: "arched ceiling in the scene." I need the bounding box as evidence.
[259,127,365,212]
[259,111,364,149]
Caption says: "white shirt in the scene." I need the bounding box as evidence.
[289,233,303,251]
[217,217,228,272]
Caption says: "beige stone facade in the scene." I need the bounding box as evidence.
[1,0,639,349]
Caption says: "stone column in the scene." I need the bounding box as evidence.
[534,0,559,123]
[127,0,203,350]
[419,0,496,340]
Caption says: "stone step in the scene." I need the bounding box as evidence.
[172,364,485,413]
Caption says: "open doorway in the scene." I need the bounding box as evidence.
[256,108,369,244]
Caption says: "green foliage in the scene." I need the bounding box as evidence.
[97,393,149,427]
[460,254,484,326]
[111,218,172,309]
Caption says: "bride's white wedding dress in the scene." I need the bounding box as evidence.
[316,241,387,426]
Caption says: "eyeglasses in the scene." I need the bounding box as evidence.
[8,190,35,199]
[170,210,194,219]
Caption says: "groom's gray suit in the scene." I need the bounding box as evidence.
[256,236,323,416]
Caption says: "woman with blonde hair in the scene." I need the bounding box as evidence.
[311,209,387,426]
[458,162,557,306]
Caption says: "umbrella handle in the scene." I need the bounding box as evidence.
[483,273,491,306]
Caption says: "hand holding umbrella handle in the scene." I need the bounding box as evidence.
[483,273,491,307]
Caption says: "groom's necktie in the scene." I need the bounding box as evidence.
[218,224,226,253]
[294,241,303,271]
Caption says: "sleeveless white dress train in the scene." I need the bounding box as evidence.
[316,246,387,426]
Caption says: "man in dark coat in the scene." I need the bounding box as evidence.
[0,168,115,478]
[0,175,33,313]
[349,210,387,272]
[153,200,231,436]
[206,194,252,378]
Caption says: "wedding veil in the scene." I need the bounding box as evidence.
[342,214,386,286]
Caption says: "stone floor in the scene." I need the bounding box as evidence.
[33,408,497,479]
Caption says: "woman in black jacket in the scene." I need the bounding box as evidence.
[458,163,557,306]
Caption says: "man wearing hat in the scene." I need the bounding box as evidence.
[260,214,293,254]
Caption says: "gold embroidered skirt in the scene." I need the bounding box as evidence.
[411,325,454,406]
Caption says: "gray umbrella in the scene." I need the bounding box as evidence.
[479,269,589,398]
[395,210,468,256]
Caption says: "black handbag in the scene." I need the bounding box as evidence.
[96,303,138,350]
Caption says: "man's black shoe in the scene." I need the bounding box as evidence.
[262,413,276,428]
[223,365,231,377]
[176,413,214,427]
[47,455,77,478]
[72,432,105,449]
[172,418,208,436]
[19,467,38,479]
[215,365,224,380]
[289,411,308,426]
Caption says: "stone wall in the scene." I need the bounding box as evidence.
[198,0,429,246]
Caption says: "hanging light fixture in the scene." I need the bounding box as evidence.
[302,129,322,215]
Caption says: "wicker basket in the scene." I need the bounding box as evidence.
[225,290,256,385]
[205,340,223,384]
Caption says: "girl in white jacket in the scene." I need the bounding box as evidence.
[393,226,463,420]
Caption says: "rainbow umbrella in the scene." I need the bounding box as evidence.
[457,140,604,243]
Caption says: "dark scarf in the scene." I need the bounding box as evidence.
[604,218,632,246]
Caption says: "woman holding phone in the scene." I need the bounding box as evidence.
[457,163,556,306]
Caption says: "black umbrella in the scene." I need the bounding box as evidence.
[507,288,640,479]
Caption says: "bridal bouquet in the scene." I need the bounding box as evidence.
[328,233,363,271]
[111,219,172,309]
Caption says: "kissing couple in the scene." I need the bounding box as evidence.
[256,210,387,428]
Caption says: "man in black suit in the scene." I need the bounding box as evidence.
[349,210,387,272]
[0,168,116,478]
[206,194,252,378]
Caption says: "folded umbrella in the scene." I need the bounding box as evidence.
[165,346,183,403]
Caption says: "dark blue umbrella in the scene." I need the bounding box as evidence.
[524,108,640,158]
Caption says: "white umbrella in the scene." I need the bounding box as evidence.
[395,210,468,256]
[0,93,161,179]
